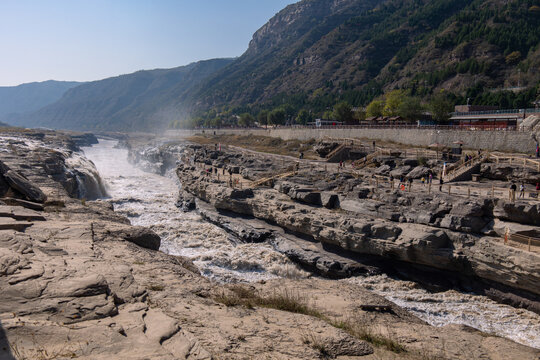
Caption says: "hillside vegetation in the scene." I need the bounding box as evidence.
[188,0,540,127]
[5,0,540,131]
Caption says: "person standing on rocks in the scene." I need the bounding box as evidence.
[439,177,444,192]
[519,182,525,199]
[510,182,517,202]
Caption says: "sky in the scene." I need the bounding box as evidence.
[0,0,298,86]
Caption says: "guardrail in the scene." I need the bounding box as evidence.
[192,124,525,131]
[490,153,540,171]
[452,108,540,116]
[504,231,540,253]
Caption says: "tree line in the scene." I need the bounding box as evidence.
[169,83,539,129]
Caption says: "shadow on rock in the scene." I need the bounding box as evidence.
[0,321,16,360]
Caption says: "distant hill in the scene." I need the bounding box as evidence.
[192,0,540,113]
[0,80,81,121]
[8,59,233,131]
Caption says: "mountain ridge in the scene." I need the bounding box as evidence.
[8,58,234,131]
[0,80,82,122]
[5,0,540,131]
[190,0,540,116]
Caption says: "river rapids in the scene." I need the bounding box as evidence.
[83,139,540,349]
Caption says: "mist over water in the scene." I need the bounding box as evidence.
[83,139,540,349]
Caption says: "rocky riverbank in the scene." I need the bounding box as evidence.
[166,140,540,314]
[1,130,538,359]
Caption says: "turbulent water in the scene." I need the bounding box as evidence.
[83,139,540,349]
[83,139,307,283]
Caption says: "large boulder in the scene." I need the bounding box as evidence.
[3,169,47,203]
[122,227,161,250]
[96,225,161,250]
[390,166,412,178]
[176,191,196,212]
[289,189,322,206]
[494,201,540,226]
[321,192,339,209]
[407,166,430,179]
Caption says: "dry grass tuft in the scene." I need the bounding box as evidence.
[214,285,406,354]
[330,318,406,353]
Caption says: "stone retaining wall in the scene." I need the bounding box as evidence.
[165,128,536,153]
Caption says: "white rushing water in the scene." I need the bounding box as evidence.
[83,139,307,283]
[83,139,540,349]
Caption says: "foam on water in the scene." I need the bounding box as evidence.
[83,139,540,349]
[83,139,308,283]
[345,275,540,349]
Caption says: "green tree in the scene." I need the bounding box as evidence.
[366,99,385,117]
[398,96,423,121]
[430,91,454,123]
[257,110,269,126]
[296,109,312,125]
[505,51,521,65]
[333,101,353,123]
[267,108,286,125]
[353,108,366,122]
[383,90,405,116]
[238,113,254,127]
[322,110,333,120]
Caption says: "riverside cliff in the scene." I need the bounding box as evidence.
[169,141,540,314]
[2,131,539,359]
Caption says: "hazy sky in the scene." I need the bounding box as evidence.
[0,0,298,86]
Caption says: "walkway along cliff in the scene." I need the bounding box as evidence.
[172,141,540,314]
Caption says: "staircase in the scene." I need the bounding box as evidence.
[325,144,348,162]
[251,171,296,187]
[442,152,488,183]
[352,149,383,170]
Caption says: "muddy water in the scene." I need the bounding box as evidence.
[83,139,540,349]
[83,139,307,283]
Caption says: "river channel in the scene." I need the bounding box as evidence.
[83,139,540,349]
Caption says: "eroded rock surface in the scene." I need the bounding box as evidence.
[173,143,540,315]
[1,132,538,360]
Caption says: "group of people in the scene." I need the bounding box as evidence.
[509,182,525,199]
[509,181,540,200]
[464,154,475,162]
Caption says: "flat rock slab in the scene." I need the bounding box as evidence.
[0,205,46,221]
[0,217,33,231]
[1,197,44,211]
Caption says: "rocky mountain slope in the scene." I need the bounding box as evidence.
[193,0,540,111]
[0,80,81,122]
[5,0,539,131]
[7,59,233,132]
